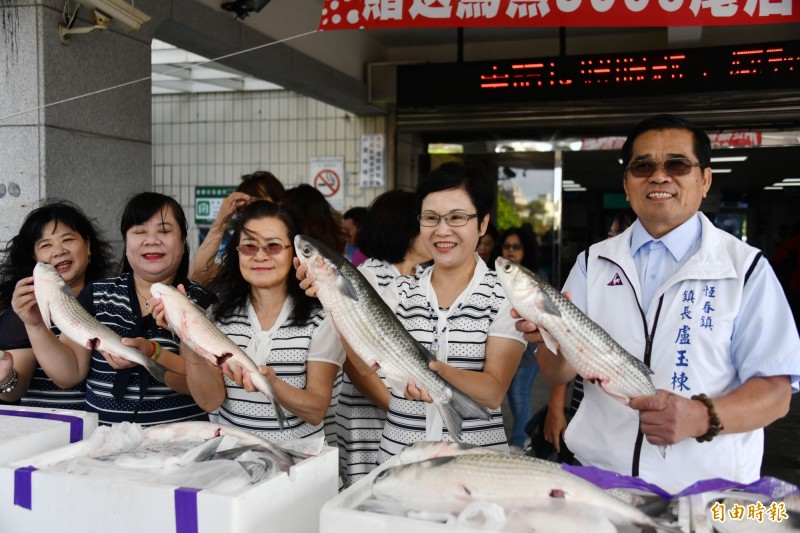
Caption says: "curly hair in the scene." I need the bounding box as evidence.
[209,200,320,325]
[0,201,114,309]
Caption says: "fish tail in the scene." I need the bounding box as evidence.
[274,396,286,431]
[438,387,491,443]
[143,359,167,383]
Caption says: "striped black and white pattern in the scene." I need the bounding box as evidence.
[215,299,345,441]
[78,274,210,426]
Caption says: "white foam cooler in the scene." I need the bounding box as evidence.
[0,405,97,466]
[0,440,338,533]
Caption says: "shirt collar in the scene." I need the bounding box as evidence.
[630,213,702,262]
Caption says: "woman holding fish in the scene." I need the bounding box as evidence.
[299,162,526,462]
[14,193,213,425]
[179,201,345,441]
[0,202,114,408]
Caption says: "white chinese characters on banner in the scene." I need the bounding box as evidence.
[359,134,386,188]
[309,156,345,211]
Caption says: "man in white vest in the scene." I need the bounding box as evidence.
[516,114,800,493]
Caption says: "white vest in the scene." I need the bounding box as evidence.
[565,213,763,494]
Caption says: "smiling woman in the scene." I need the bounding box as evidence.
[182,200,345,441]
[11,193,214,426]
[0,202,113,408]
[373,162,527,462]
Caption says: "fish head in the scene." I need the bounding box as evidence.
[372,463,424,499]
[293,234,346,288]
[33,261,66,286]
[149,282,176,301]
[495,257,541,300]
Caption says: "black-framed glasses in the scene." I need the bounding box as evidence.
[418,212,479,227]
[236,242,292,257]
[626,158,704,179]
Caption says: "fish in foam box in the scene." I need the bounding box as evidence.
[0,405,97,466]
[0,427,339,533]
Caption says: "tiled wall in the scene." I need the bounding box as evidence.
[152,90,388,251]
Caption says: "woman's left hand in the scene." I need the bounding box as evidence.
[404,379,433,403]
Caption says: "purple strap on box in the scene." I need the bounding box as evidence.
[0,410,84,443]
[562,463,800,500]
[13,466,38,509]
[175,487,201,533]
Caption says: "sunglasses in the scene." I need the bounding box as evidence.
[502,243,523,251]
[236,242,292,257]
[626,158,704,179]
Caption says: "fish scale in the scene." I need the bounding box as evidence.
[494,257,656,404]
[294,234,491,442]
[372,452,675,530]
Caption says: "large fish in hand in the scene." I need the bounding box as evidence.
[149,283,286,430]
[494,257,667,457]
[33,262,166,383]
[294,235,490,443]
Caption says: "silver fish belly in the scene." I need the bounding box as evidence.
[33,262,166,383]
[150,283,286,430]
[294,234,490,443]
[372,453,666,529]
[495,257,656,404]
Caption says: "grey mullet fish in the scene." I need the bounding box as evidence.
[373,452,675,531]
[294,235,490,442]
[33,262,166,382]
[150,283,286,430]
[495,257,667,457]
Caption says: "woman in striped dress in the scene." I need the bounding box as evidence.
[182,201,345,441]
[336,190,431,486]
[0,202,114,408]
[12,193,212,425]
[374,162,526,462]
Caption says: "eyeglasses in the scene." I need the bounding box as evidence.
[626,158,704,179]
[418,212,479,227]
[236,242,292,257]
[502,243,523,251]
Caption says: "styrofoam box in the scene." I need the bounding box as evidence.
[0,443,338,533]
[320,456,466,533]
[0,405,97,466]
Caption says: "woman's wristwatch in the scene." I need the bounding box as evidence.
[0,368,18,393]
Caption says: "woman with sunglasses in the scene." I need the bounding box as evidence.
[14,193,212,425]
[181,201,345,440]
[0,202,113,408]
[318,162,526,462]
[497,226,541,453]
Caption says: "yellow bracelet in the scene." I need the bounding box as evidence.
[149,341,162,363]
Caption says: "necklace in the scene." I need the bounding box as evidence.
[134,283,151,309]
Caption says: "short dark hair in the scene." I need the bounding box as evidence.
[356,190,419,264]
[343,207,368,228]
[210,200,319,324]
[282,184,346,253]
[238,171,285,203]
[0,201,114,309]
[621,114,712,170]
[416,162,494,225]
[119,192,190,280]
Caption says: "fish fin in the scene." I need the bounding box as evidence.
[384,374,409,396]
[273,396,286,431]
[537,292,563,318]
[658,445,668,459]
[437,387,491,443]
[143,359,168,384]
[539,329,561,354]
[38,295,52,329]
[335,272,359,301]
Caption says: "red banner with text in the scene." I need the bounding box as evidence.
[319,0,798,30]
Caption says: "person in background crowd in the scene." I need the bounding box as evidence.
[179,201,344,440]
[282,183,346,447]
[14,192,214,425]
[342,207,368,267]
[336,189,432,486]
[515,114,800,493]
[542,208,638,461]
[318,162,526,462]
[0,202,114,408]
[190,171,285,286]
[476,221,499,269]
[497,226,541,454]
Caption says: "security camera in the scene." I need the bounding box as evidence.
[75,0,150,31]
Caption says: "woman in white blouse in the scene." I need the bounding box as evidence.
[181,201,344,440]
